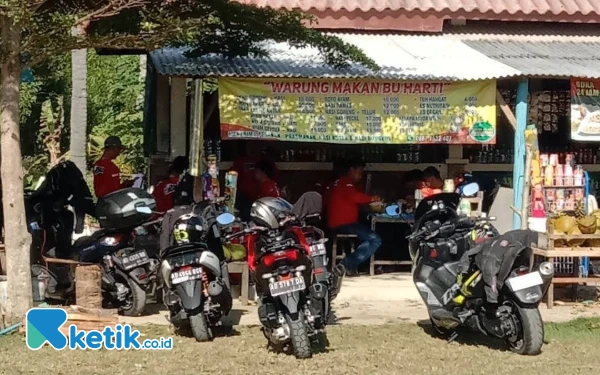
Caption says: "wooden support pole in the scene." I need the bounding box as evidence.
[513,79,529,229]
[496,90,517,131]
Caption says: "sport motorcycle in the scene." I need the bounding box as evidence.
[406,182,554,355]
[226,197,339,359]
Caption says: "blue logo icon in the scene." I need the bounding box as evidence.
[26,308,172,350]
[26,308,68,350]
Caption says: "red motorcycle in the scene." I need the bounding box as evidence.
[227,198,342,358]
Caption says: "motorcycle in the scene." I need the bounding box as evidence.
[27,162,159,316]
[159,202,234,342]
[406,182,554,355]
[226,198,337,359]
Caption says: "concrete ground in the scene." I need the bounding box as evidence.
[121,273,600,327]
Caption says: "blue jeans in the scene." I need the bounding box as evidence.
[335,223,382,271]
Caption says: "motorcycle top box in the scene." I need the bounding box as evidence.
[96,188,156,230]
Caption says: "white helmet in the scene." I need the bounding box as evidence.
[250,197,293,229]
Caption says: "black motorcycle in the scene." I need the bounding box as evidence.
[27,162,158,316]
[159,203,234,342]
[408,183,554,355]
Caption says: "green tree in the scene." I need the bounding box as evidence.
[0,0,375,321]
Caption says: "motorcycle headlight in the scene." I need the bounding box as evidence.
[160,260,173,288]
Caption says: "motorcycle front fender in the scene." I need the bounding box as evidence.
[277,291,301,316]
[175,280,203,311]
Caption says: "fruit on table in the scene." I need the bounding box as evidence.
[578,215,597,234]
[567,226,586,247]
[554,215,577,234]
[587,229,600,247]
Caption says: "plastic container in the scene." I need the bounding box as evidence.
[31,276,46,302]
[95,188,156,229]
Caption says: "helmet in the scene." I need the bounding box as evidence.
[250,197,294,229]
[172,213,206,245]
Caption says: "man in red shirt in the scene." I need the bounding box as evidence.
[328,158,381,276]
[255,161,280,198]
[153,156,189,214]
[93,136,134,198]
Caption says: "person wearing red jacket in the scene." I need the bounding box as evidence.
[327,158,381,276]
[92,136,134,198]
[255,161,280,198]
[152,156,189,215]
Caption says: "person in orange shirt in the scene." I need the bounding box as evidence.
[92,136,134,198]
[419,166,444,198]
[152,156,189,215]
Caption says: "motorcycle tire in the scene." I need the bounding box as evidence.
[189,312,212,342]
[285,312,312,359]
[506,302,544,356]
[117,274,147,317]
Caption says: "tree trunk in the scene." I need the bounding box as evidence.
[69,28,88,174]
[0,18,33,320]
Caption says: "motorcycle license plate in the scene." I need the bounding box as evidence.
[171,267,202,285]
[269,277,305,297]
[506,271,543,292]
[310,243,326,257]
[121,250,150,270]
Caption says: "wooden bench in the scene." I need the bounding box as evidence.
[227,261,250,306]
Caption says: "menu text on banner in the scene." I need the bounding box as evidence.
[218,78,497,144]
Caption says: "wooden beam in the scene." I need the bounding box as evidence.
[170,77,188,159]
[496,89,517,130]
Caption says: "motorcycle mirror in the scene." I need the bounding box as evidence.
[385,204,399,216]
[216,213,235,226]
[135,206,152,214]
[460,182,480,197]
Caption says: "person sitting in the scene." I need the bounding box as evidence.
[92,136,134,198]
[255,161,280,199]
[419,166,444,198]
[327,158,382,276]
[153,156,189,215]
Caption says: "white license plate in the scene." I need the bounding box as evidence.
[269,277,306,297]
[310,243,326,257]
[507,271,543,292]
[171,267,203,285]
[121,250,150,270]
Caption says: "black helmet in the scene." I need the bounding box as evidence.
[172,213,206,245]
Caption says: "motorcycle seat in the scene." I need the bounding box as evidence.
[444,262,461,277]
[72,229,111,248]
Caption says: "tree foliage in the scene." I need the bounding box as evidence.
[1,0,376,70]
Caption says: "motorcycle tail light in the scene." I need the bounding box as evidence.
[263,250,298,267]
[314,267,325,275]
[285,250,298,262]
[263,254,276,267]
[429,249,438,258]
[179,265,192,272]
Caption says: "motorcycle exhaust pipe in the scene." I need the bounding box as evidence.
[329,264,346,300]
[537,261,554,295]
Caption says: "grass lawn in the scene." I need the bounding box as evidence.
[1,318,599,375]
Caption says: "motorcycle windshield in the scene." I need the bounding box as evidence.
[414,193,460,229]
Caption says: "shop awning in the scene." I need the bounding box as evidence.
[463,40,600,79]
[150,33,521,81]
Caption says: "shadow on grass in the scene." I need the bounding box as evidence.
[416,319,510,352]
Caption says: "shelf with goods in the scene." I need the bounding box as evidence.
[218,161,445,173]
[530,149,600,308]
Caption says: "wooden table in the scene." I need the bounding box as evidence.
[532,238,600,309]
[369,216,414,276]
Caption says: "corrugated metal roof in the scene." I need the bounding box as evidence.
[150,33,520,81]
[237,0,600,15]
[464,40,600,79]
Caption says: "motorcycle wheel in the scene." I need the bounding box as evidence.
[505,301,544,355]
[285,312,312,359]
[117,274,147,317]
[189,312,212,342]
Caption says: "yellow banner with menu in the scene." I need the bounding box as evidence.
[218,78,497,144]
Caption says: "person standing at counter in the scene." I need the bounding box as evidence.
[327,158,382,276]
[419,166,444,198]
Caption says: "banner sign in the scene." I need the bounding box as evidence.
[571,78,600,141]
[218,78,497,144]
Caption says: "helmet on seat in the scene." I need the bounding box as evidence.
[172,213,206,245]
[250,197,294,229]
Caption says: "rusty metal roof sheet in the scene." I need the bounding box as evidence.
[150,33,520,80]
[236,0,600,15]
[464,40,600,78]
